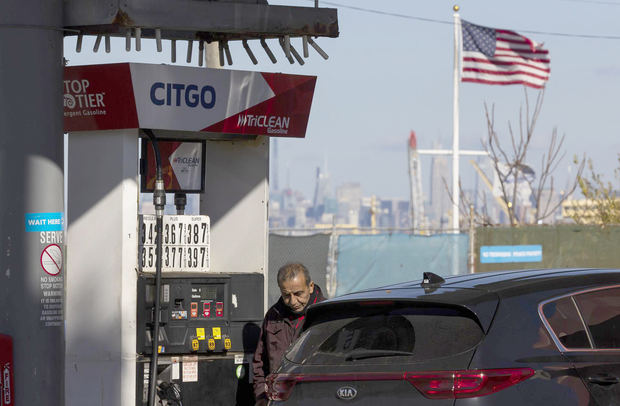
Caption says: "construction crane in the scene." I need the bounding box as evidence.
[469,159,510,217]
[408,131,425,231]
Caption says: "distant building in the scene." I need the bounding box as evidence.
[359,196,373,227]
[336,182,362,225]
[561,197,620,224]
[310,165,333,221]
[396,200,410,228]
[537,188,562,224]
[375,199,409,229]
[378,199,394,228]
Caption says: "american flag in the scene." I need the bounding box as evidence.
[461,20,550,89]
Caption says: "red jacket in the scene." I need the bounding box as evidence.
[252,285,325,401]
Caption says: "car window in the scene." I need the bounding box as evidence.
[285,302,484,365]
[542,296,590,349]
[574,287,620,349]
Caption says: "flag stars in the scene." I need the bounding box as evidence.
[462,20,496,57]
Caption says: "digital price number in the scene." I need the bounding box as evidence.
[139,215,210,272]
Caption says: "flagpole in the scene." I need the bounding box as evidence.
[452,6,461,233]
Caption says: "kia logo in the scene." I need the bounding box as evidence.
[336,386,357,400]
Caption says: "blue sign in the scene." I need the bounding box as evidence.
[25,212,64,232]
[480,245,543,264]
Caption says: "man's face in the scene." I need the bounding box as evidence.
[279,274,314,314]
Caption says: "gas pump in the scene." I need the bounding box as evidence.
[136,134,263,405]
[63,63,316,406]
[136,273,263,405]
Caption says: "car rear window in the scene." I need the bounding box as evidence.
[285,301,484,365]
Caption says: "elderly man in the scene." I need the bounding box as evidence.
[252,263,325,404]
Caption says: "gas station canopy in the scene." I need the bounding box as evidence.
[63,63,317,137]
[63,0,339,42]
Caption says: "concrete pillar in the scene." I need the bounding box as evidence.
[65,130,139,405]
[0,0,65,404]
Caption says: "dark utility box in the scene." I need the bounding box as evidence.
[136,355,255,406]
[137,273,264,356]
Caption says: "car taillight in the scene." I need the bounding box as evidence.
[267,368,534,401]
[406,368,535,399]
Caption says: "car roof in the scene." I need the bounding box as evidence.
[361,268,620,296]
[311,268,620,333]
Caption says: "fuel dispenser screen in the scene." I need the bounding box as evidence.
[199,285,217,300]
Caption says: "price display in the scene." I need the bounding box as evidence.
[139,215,210,273]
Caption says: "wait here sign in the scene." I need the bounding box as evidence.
[480,245,543,263]
[25,213,64,232]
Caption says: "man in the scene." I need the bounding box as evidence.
[252,263,325,405]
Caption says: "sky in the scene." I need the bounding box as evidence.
[63,0,620,202]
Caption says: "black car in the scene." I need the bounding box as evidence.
[266,268,620,405]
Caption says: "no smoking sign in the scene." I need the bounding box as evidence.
[40,244,62,276]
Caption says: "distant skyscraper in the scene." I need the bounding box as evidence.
[336,182,362,225]
[311,161,333,221]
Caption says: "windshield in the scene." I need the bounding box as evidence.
[285,302,484,365]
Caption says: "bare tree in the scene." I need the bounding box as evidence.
[465,88,584,226]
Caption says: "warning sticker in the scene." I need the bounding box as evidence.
[39,243,64,327]
[196,328,205,341]
[40,244,62,276]
[182,355,198,382]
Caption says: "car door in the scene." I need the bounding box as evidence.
[569,286,620,405]
[542,286,620,406]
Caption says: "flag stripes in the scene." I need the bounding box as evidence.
[461,20,550,88]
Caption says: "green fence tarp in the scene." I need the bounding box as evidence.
[475,225,620,272]
[335,233,468,296]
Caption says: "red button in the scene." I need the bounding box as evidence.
[203,302,211,318]
[216,301,223,317]
[190,302,198,318]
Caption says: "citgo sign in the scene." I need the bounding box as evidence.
[63,63,317,138]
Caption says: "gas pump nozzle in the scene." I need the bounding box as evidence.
[153,179,166,216]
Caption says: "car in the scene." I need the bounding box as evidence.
[266,268,620,405]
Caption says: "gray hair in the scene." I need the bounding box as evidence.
[277,263,311,287]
